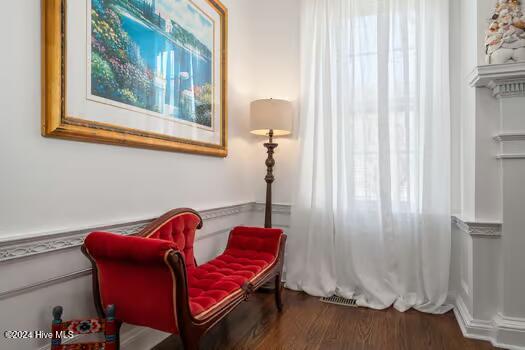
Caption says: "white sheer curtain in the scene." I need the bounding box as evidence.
[285,0,451,313]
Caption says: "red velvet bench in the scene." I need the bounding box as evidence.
[82,208,286,350]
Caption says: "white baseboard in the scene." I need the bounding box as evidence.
[454,295,525,350]
[454,295,494,342]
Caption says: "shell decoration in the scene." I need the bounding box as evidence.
[485,0,525,63]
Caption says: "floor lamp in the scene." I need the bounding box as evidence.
[250,99,293,228]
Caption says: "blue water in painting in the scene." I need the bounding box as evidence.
[117,7,211,122]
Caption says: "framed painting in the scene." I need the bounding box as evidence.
[42,0,228,156]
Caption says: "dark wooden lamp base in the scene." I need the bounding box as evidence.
[261,129,279,290]
[264,129,277,228]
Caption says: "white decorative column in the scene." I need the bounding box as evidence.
[470,62,525,347]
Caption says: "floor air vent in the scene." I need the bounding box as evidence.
[320,295,358,307]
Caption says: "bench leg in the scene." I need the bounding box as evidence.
[180,326,202,350]
[180,334,200,350]
[274,274,283,312]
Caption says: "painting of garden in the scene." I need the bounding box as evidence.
[90,0,214,128]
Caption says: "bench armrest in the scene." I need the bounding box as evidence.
[83,231,182,334]
[84,231,178,264]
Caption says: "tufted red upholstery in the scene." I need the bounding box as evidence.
[187,226,282,315]
[184,227,282,315]
[84,222,283,333]
[145,213,200,268]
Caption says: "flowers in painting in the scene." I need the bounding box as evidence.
[194,83,212,106]
[91,0,154,110]
[90,0,214,128]
[194,83,212,127]
[178,83,212,127]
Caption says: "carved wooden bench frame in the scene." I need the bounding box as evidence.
[82,208,286,350]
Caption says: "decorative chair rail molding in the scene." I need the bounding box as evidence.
[7,204,484,262]
[199,202,254,220]
[253,202,292,215]
[0,203,250,262]
[0,221,150,262]
[469,63,525,98]
[452,216,502,237]
[0,202,286,263]
[0,206,480,262]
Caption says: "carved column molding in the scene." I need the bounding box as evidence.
[489,81,525,98]
[470,63,525,159]
[470,62,525,331]
[469,62,525,98]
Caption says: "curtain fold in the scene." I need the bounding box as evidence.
[285,0,451,314]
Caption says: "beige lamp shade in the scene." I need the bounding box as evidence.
[250,99,293,136]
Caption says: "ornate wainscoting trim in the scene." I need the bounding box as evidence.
[199,202,254,220]
[469,63,525,98]
[3,206,487,262]
[452,216,502,237]
[0,202,256,263]
[0,221,150,262]
[253,202,292,215]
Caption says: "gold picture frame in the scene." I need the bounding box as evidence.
[42,0,228,157]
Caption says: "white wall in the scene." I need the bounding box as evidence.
[247,0,301,206]
[0,0,262,240]
[0,0,301,239]
[0,0,300,349]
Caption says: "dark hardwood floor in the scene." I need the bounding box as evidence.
[153,289,496,350]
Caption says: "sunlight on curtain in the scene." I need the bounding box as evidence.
[285,0,451,313]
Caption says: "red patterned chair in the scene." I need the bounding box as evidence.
[82,208,286,350]
[50,304,119,350]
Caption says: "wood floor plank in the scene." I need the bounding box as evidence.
[153,290,498,350]
[250,290,330,350]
